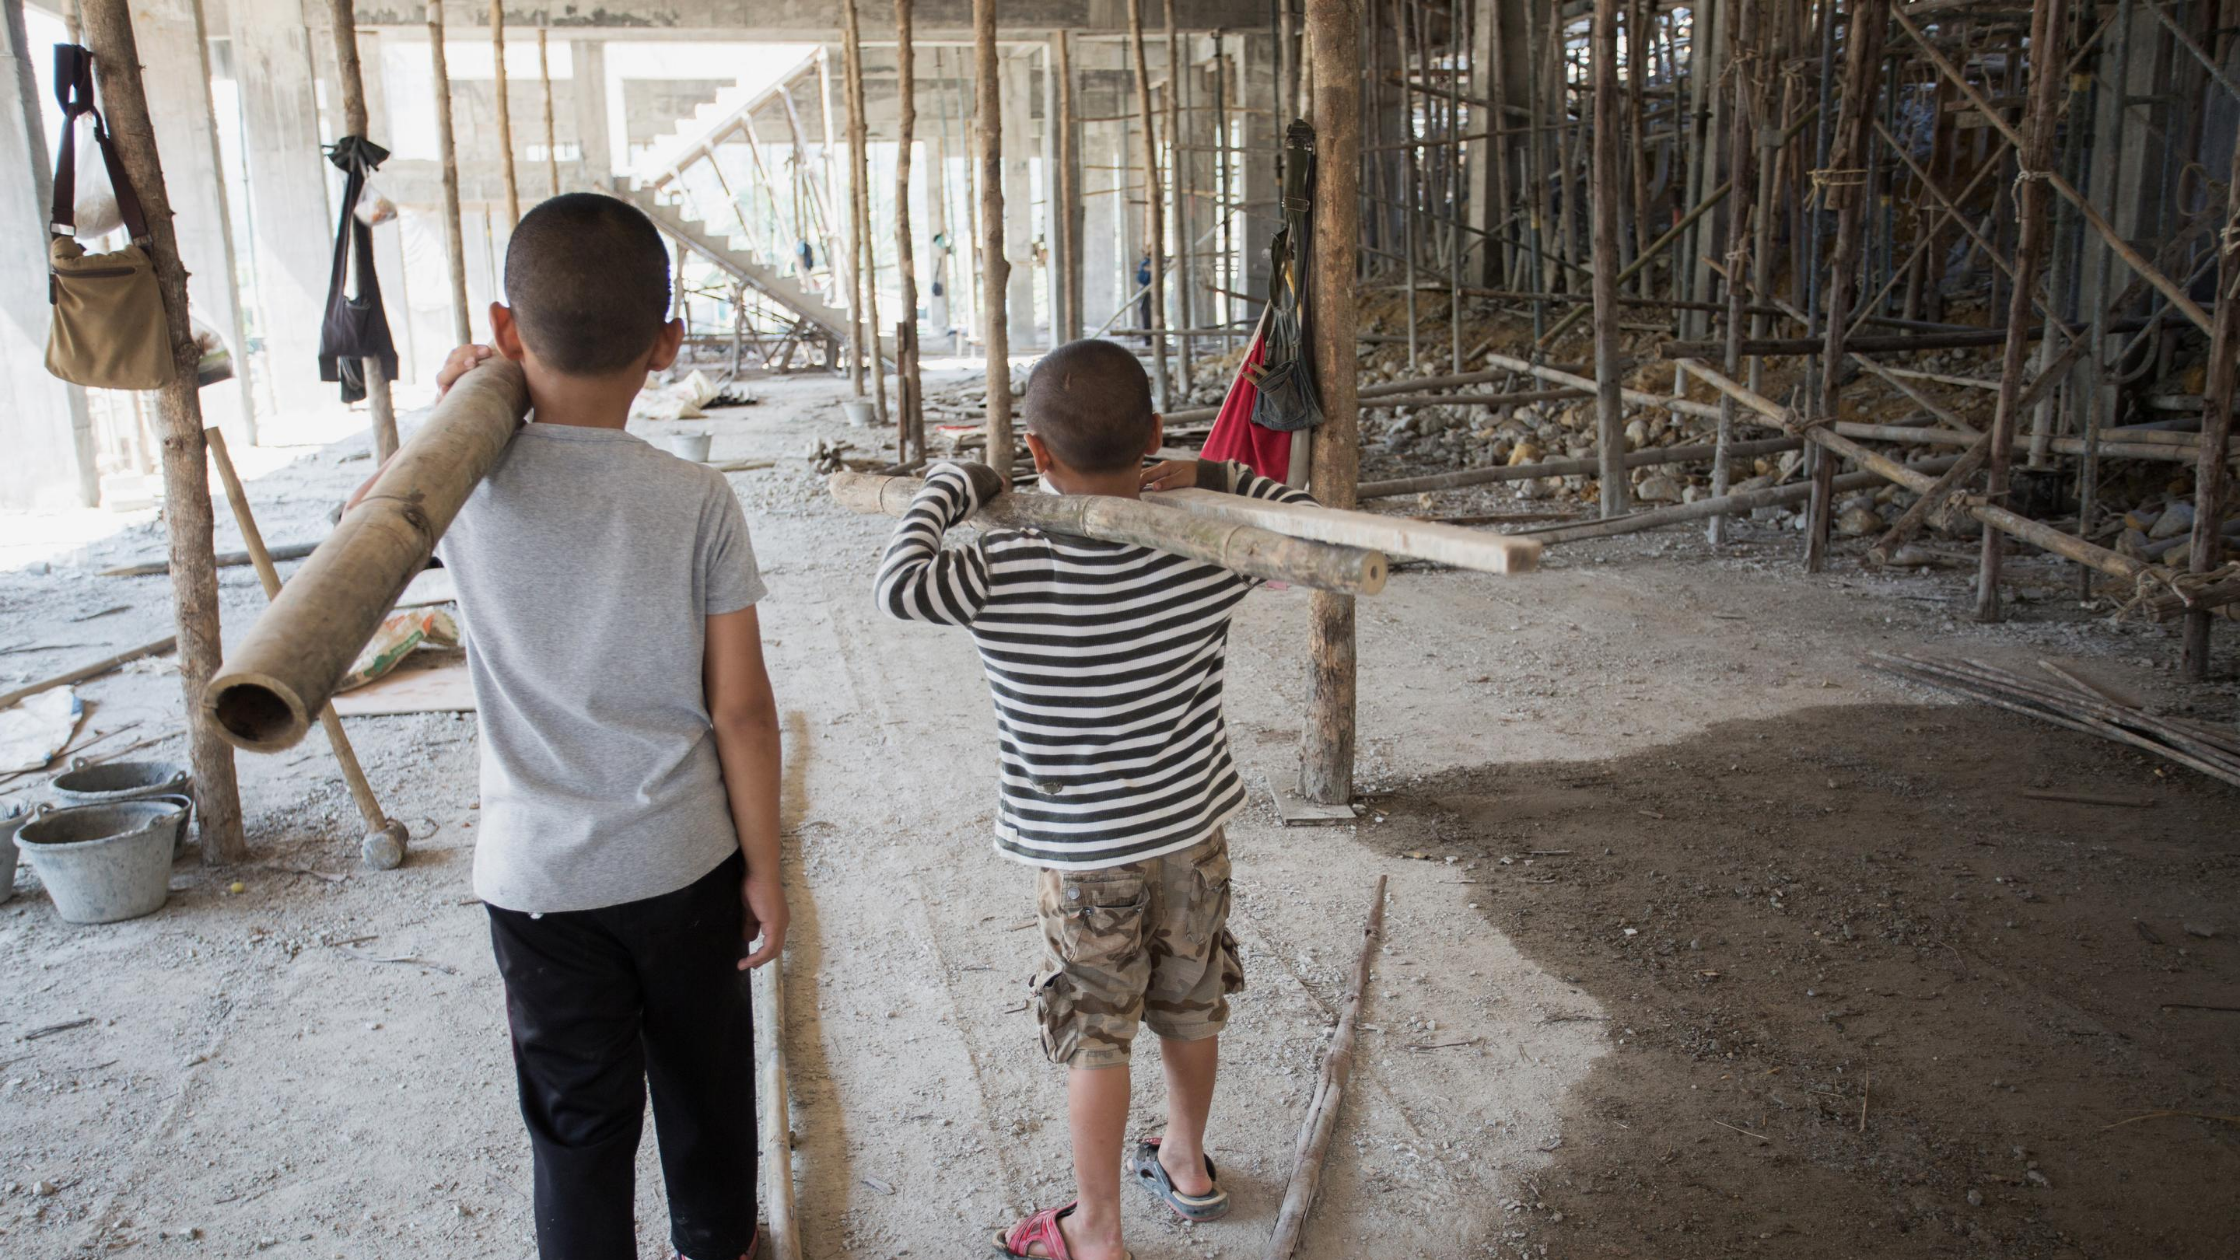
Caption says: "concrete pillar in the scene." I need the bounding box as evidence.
[572,38,610,184]
[131,0,254,442]
[1239,33,1276,308]
[1082,115,1120,331]
[1,0,97,508]
[1001,48,1035,348]
[228,0,334,426]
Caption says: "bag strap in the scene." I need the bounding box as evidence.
[50,44,151,243]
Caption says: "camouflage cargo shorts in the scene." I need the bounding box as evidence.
[1029,830,1245,1070]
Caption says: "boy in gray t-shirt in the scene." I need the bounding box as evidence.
[370,194,782,1260]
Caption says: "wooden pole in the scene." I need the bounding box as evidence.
[1300,0,1360,807]
[207,362,531,751]
[1807,0,1887,573]
[842,0,886,430]
[489,0,518,227]
[829,474,1389,593]
[428,0,470,344]
[1127,0,1171,410]
[1055,30,1081,342]
[538,25,557,196]
[1589,0,1627,519]
[1265,876,1386,1260]
[325,0,400,464]
[1709,0,1758,544]
[77,0,246,862]
[2184,41,2240,677]
[1145,487,1540,573]
[754,949,802,1260]
[205,428,410,869]
[973,0,1012,477]
[1165,0,1191,388]
[895,0,920,462]
[1976,0,2065,622]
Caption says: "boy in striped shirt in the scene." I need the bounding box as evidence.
[876,338,1314,1260]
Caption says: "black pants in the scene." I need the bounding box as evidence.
[487,850,758,1260]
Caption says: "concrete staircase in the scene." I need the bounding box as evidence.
[613,181,851,346]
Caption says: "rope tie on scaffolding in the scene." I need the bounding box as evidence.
[2117,562,2240,621]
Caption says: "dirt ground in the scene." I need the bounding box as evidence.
[0,369,2234,1259]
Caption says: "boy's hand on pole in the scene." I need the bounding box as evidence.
[435,344,497,400]
[1140,459,1200,492]
[739,871,788,970]
[958,461,1009,504]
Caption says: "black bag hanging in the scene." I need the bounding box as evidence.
[1250,120,1323,434]
[317,135,400,403]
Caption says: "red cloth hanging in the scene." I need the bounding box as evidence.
[1194,330,1293,482]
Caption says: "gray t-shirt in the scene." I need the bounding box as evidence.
[435,422,766,913]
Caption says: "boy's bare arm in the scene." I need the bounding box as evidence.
[705,606,787,970]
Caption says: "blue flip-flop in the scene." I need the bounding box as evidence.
[1128,1138,1230,1222]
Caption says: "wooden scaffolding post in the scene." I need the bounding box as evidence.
[1299,0,1361,808]
[428,0,470,344]
[489,0,517,227]
[895,0,921,462]
[818,49,862,394]
[1804,0,1887,572]
[972,0,1012,477]
[842,0,886,429]
[1127,0,1171,410]
[1589,0,1628,519]
[77,0,247,862]
[1054,30,1081,342]
[325,0,399,463]
[2183,16,2239,677]
[1709,0,1759,544]
[1976,0,2065,622]
[1165,0,1190,386]
[538,25,557,196]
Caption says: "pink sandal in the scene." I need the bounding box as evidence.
[991,1202,1132,1260]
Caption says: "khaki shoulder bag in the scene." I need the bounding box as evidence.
[45,44,175,391]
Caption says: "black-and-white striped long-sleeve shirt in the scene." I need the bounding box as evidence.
[876,460,1315,871]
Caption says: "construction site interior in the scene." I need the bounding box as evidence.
[1,0,2237,1256]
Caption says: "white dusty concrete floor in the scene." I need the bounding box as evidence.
[0,370,2230,1259]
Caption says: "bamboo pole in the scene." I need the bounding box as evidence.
[1265,876,1386,1260]
[428,0,470,344]
[1127,0,1171,409]
[489,0,517,227]
[1527,458,1958,547]
[206,428,409,869]
[1710,0,1759,544]
[1055,30,1080,342]
[1807,0,1887,572]
[1300,0,1361,807]
[895,0,921,461]
[972,0,1012,477]
[1590,0,1627,519]
[1144,487,1540,574]
[828,474,1388,593]
[819,49,862,395]
[1358,435,1804,498]
[76,0,247,861]
[842,0,887,429]
[538,25,557,195]
[1975,0,2066,623]
[207,362,531,751]
[754,952,802,1260]
[325,0,399,463]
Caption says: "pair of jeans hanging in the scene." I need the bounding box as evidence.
[317,136,400,403]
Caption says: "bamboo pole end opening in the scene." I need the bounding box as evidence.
[205,671,313,753]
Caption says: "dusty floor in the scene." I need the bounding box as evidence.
[0,370,2234,1259]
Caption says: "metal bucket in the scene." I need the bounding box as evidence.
[0,804,23,903]
[50,759,189,808]
[146,793,195,857]
[16,800,182,924]
[667,432,713,462]
[841,400,874,428]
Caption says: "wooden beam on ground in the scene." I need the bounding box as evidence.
[325,0,399,463]
[78,0,247,862]
[1300,0,1362,808]
[1265,875,1386,1260]
[827,474,1388,594]
[973,0,1012,478]
[207,362,531,751]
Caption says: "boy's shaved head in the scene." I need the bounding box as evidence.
[504,193,671,376]
[1023,339,1156,473]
